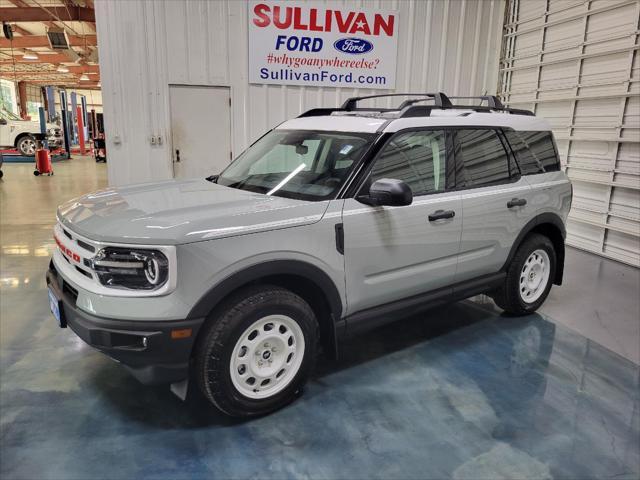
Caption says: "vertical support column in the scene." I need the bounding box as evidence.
[17,81,28,119]
[76,106,86,155]
[46,86,56,121]
[41,87,49,122]
[59,90,71,159]
[38,106,48,151]
[80,96,88,145]
[90,109,97,139]
[70,92,78,145]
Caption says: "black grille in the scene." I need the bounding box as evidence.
[77,239,95,253]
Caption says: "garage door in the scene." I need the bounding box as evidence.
[499,0,640,266]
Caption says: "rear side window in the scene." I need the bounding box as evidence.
[453,129,517,188]
[504,131,560,174]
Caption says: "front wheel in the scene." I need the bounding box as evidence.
[194,285,319,417]
[17,135,37,156]
[492,233,556,315]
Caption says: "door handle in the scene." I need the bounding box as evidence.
[507,198,527,208]
[428,209,455,221]
[175,149,181,163]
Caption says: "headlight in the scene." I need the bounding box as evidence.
[92,247,169,290]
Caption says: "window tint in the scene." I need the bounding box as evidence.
[505,131,560,174]
[367,130,447,196]
[454,129,515,188]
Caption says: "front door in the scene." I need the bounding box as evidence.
[342,129,463,316]
[169,85,231,178]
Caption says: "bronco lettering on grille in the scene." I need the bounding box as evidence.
[54,235,81,263]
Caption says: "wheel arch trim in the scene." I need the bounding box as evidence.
[186,260,343,322]
[502,212,566,285]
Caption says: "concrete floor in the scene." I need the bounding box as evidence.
[1,157,639,479]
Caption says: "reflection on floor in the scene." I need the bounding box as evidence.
[1,157,639,479]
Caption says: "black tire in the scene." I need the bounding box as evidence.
[17,135,37,156]
[33,170,40,176]
[194,285,319,417]
[0,170,3,178]
[492,233,556,315]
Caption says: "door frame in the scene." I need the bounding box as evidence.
[167,84,232,179]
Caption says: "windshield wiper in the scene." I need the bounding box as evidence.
[206,175,219,183]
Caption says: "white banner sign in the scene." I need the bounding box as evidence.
[248,2,398,89]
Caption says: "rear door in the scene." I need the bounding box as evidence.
[454,128,536,282]
[342,129,462,316]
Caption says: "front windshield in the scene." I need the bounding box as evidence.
[217,129,375,201]
[0,108,21,121]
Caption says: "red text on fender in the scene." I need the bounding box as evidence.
[253,4,395,37]
[54,235,81,263]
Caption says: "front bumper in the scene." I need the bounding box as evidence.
[46,261,205,385]
[47,136,63,147]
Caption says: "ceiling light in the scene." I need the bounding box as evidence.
[57,65,69,73]
[79,73,90,81]
[22,51,38,60]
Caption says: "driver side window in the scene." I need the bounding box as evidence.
[366,130,448,197]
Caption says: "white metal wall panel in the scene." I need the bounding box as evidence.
[94,0,505,187]
[500,0,640,266]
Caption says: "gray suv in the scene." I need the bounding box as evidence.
[46,93,572,417]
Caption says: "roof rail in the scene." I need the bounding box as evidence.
[296,92,534,118]
[340,92,452,111]
[447,96,504,109]
[297,107,345,118]
[400,104,535,117]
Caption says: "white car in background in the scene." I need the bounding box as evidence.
[0,108,63,156]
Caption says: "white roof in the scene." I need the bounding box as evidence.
[277,115,387,133]
[277,111,551,133]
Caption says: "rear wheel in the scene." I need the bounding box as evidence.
[17,135,37,156]
[492,233,556,315]
[194,285,319,417]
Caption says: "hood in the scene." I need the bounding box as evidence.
[5,117,57,131]
[57,179,330,245]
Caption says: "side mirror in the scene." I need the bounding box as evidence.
[357,178,413,207]
[0,118,7,125]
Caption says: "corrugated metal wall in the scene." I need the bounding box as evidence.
[500,0,640,266]
[95,0,505,187]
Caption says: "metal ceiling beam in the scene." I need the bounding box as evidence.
[0,53,81,64]
[0,35,97,48]
[18,79,100,88]
[0,7,95,23]
[0,65,100,74]
[9,24,32,36]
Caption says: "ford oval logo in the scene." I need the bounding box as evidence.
[333,38,374,55]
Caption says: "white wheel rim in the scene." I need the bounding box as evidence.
[230,314,305,400]
[519,249,551,304]
[23,139,36,155]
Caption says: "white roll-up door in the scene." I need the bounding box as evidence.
[499,0,640,266]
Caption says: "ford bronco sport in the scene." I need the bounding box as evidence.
[47,93,572,417]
